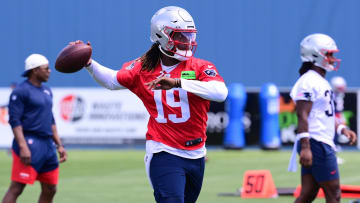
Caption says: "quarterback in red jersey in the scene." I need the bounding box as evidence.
[117,57,224,150]
[75,6,228,203]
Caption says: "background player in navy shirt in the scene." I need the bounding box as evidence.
[2,54,67,203]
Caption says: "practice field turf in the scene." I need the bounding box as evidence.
[0,149,359,203]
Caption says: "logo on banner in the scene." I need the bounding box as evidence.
[60,95,85,122]
[0,107,8,125]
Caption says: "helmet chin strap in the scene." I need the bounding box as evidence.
[158,45,191,61]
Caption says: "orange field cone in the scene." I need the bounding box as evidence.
[241,169,278,198]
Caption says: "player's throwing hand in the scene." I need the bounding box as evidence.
[145,77,181,90]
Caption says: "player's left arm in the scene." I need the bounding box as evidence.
[180,80,228,102]
[145,64,228,102]
[182,63,227,102]
[335,122,357,145]
[51,124,67,163]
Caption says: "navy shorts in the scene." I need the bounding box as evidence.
[12,135,59,184]
[298,138,339,182]
[149,151,205,203]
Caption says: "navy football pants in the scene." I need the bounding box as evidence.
[149,151,205,203]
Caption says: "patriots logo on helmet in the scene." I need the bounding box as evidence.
[204,69,217,77]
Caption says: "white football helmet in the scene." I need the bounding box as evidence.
[331,76,347,93]
[150,6,197,61]
[300,33,341,71]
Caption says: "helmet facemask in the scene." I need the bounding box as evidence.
[318,49,341,71]
[159,26,197,61]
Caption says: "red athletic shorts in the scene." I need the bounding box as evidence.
[11,150,59,185]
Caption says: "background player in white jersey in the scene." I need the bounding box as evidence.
[331,76,349,164]
[72,6,228,203]
[331,76,350,146]
[290,33,356,203]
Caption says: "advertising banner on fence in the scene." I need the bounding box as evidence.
[0,88,13,148]
[206,90,359,149]
[0,88,150,147]
[0,87,358,148]
[279,91,358,146]
[52,88,149,144]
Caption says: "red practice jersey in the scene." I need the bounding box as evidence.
[116,57,224,150]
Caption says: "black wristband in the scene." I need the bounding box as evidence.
[174,78,181,88]
[56,144,64,149]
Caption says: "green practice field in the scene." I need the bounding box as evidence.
[0,149,359,203]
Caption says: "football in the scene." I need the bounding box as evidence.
[55,43,92,73]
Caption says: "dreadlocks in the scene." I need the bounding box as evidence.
[298,62,314,76]
[140,43,161,72]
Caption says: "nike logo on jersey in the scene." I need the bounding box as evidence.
[330,170,337,175]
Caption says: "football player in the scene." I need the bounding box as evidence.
[288,33,356,203]
[74,6,228,203]
[331,76,350,164]
[331,76,349,145]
